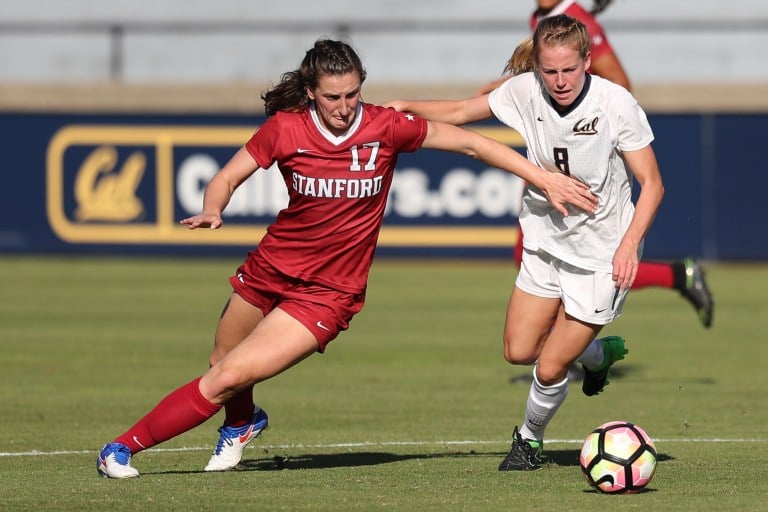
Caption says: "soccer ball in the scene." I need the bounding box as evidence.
[579,421,657,494]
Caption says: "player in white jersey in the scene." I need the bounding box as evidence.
[491,65,653,273]
[477,0,713,330]
[386,14,664,471]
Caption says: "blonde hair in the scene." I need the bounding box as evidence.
[502,15,590,78]
[533,14,591,61]
[503,37,535,76]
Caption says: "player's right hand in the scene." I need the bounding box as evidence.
[179,212,223,230]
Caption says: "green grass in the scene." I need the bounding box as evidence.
[0,256,766,511]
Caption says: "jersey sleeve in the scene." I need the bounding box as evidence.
[487,74,528,135]
[389,109,428,153]
[584,19,614,61]
[244,116,280,169]
[610,90,654,152]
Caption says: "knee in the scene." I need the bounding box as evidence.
[503,349,537,366]
[535,363,568,386]
[502,334,537,365]
[202,363,249,404]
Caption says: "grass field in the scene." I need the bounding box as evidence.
[1,256,766,511]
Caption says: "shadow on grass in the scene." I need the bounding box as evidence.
[240,450,501,471]
[145,449,674,475]
[146,450,501,476]
[241,448,675,471]
[581,487,660,495]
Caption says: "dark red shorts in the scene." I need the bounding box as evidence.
[229,250,365,352]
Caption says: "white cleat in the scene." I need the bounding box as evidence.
[97,443,140,479]
[204,407,269,471]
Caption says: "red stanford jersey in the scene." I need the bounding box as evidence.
[245,102,428,294]
[530,0,615,61]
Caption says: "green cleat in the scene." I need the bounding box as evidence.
[582,336,628,397]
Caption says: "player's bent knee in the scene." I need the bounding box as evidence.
[202,364,253,404]
[534,364,568,386]
[503,346,537,366]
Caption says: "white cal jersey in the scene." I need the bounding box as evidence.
[488,73,654,272]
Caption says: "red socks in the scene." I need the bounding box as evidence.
[633,262,675,289]
[114,376,222,454]
[223,387,256,428]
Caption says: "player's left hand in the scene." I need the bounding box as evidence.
[612,241,640,290]
[542,172,598,216]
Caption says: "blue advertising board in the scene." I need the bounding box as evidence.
[0,112,764,260]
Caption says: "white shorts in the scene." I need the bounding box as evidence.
[515,248,629,325]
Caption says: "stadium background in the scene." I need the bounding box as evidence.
[1,0,767,260]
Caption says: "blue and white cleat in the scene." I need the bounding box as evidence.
[204,407,269,471]
[97,442,140,479]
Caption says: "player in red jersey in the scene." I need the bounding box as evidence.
[95,38,599,479]
[478,0,714,328]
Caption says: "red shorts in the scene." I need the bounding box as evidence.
[229,250,365,352]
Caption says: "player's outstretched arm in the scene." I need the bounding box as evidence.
[421,121,598,216]
[180,146,260,230]
[384,95,492,127]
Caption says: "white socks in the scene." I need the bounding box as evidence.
[518,339,605,441]
[520,367,569,441]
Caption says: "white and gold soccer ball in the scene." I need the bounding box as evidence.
[579,421,657,494]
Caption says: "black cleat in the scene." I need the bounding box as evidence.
[498,426,543,471]
[677,258,714,328]
[582,336,627,397]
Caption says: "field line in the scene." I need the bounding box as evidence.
[1,437,765,458]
